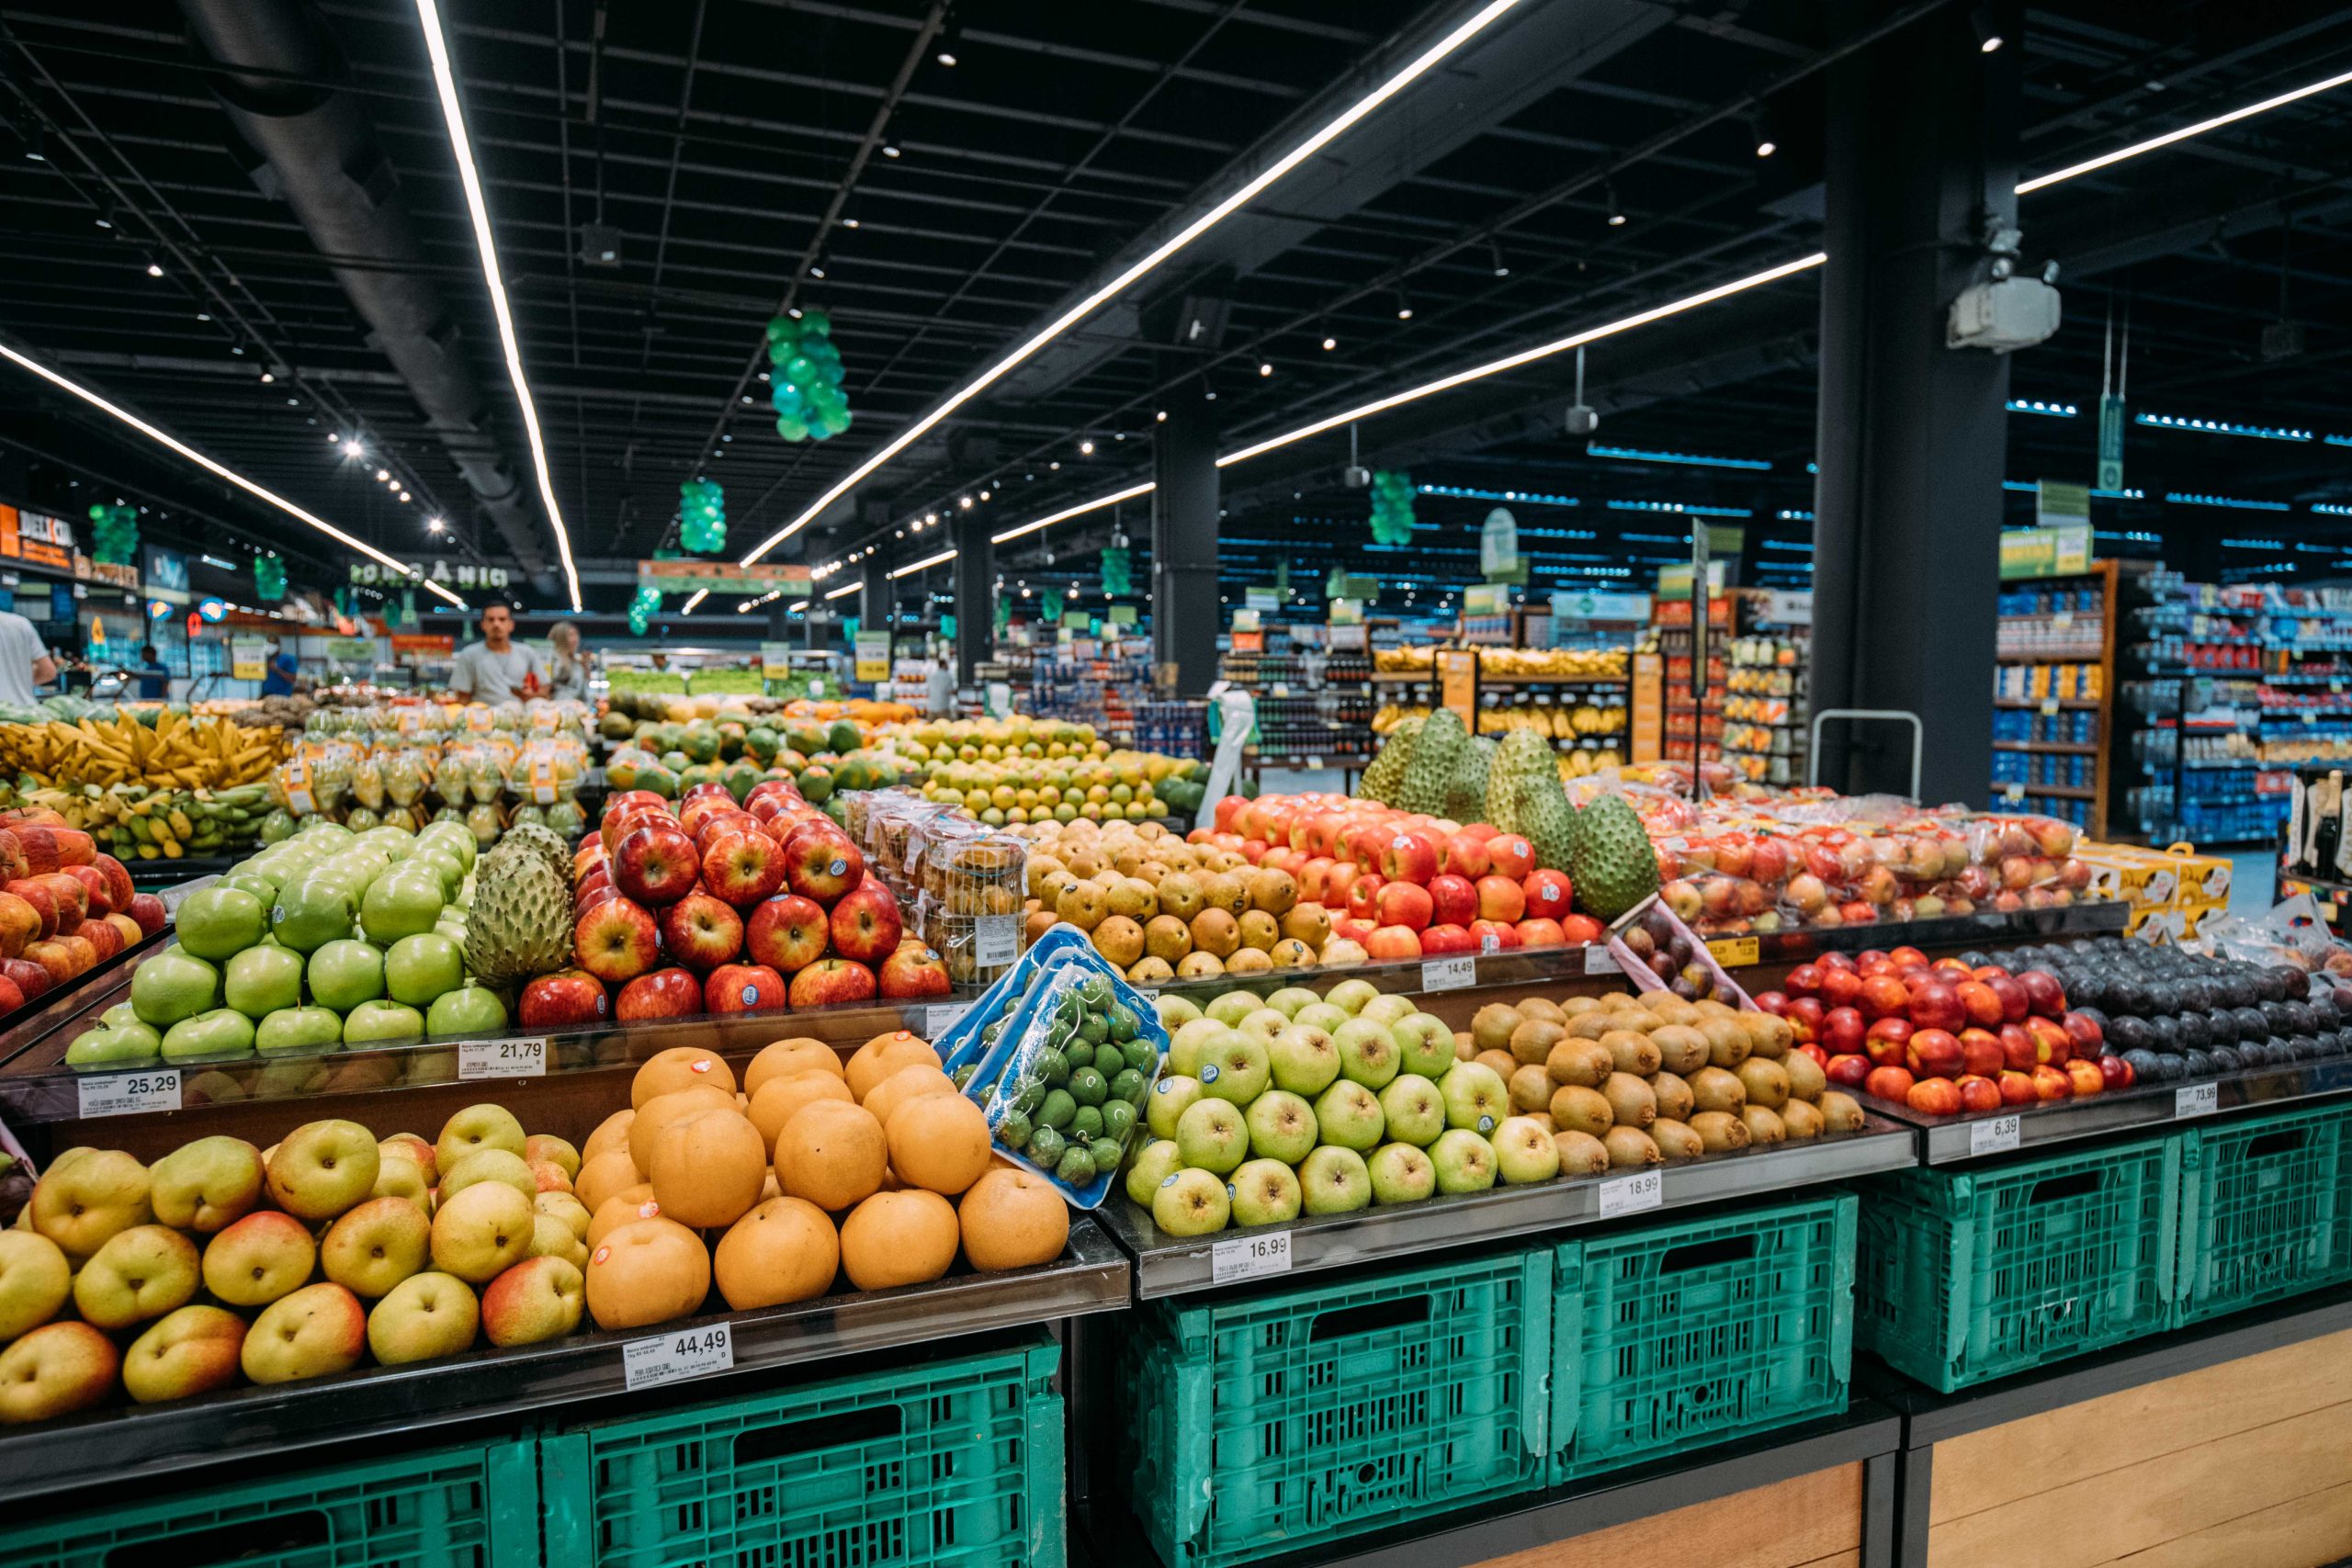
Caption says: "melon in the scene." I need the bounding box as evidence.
[630,1046,737,1109]
[839,1190,957,1291]
[647,1108,766,1229]
[748,1073,854,1154]
[713,1197,840,1310]
[774,1100,886,1213]
[584,1217,709,1330]
[886,1094,992,1197]
[957,1168,1069,1272]
[846,1032,941,1101]
[743,1038,844,1098]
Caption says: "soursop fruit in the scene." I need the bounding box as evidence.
[1569,790,1658,921]
[1358,716,1421,805]
[1485,729,1553,835]
[501,819,572,883]
[1518,773,1579,877]
[1398,707,1468,816]
[1446,736,1495,824]
[462,841,571,987]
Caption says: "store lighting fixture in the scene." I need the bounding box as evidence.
[1589,444,1771,470]
[1079,439,1094,456]
[412,0,585,611]
[825,581,862,600]
[681,589,707,614]
[1489,240,1510,277]
[1776,509,1815,521]
[1608,499,1753,516]
[1970,4,2003,52]
[1394,290,1414,321]
[2007,399,2077,416]
[427,517,445,532]
[2221,538,2287,550]
[1418,482,1579,507]
[2314,503,2352,517]
[2019,64,2352,193]
[787,599,809,613]
[881,144,901,158]
[1751,109,1777,157]
[2137,412,2311,441]
[1321,335,1338,351]
[991,480,1157,545]
[2166,491,2290,511]
[144,262,163,278]
[1259,362,1273,377]
[732,0,1525,569]
[375,468,390,481]
[1604,181,1626,226]
[0,339,467,606]
[888,547,957,579]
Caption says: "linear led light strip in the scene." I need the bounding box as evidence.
[735,0,1525,567]
[0,340,469,608]
[986,62,2352,548]
[413,0,585,613]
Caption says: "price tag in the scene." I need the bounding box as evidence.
[1705,936,1759,968]
[923,1001,973,1038]
[458,1036,548,1081]
[808,679,824,697]
[621,1322,734,1391]
[1421,954,1476,992]
[2003,784,2025,803]
[1211,1230,1292,1285]
[1968,1114,2021,1156]
[1597,1169,1662,1219]
[974,915,1019,968]
[2176,1083,2219,1119]
[1582,944,1621,976]
[76,1068,180,1119]
[2052,610,2074,630]
[529,758,557,806]
[1306,756,1323,770]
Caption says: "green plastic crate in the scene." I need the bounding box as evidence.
[0,1437,538,1568]
[1548,1191,1856,1482]
[1859,1134,2179,1392]
[2178,1101,2352,1325]
[538,1336,1063,1568]
[1119,1247,1551,1568]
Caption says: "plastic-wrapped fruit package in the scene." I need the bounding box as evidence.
[969,952,1166,1207]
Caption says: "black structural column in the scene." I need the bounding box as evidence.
[1813,0,2021,804]
[953,516,993,685]
[1152,380,1220,694]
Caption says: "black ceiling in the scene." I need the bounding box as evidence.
[1,0,2350,625]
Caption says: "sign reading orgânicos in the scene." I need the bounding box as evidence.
[349,559,511,590]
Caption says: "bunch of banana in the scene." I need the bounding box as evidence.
[0,711,284,791]
[6,781,273,861]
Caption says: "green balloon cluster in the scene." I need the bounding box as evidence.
[254,553,287,602]
[628,584,662,637]
[1101,546,1132,596]
[680,479,726,554]
[765,310,852,442]
[87,503,139,567]
[1369,470,1415,545]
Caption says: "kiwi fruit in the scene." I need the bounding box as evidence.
[1509,1064,1554,1113]
[1741,1105,1787,1145]
[1550,1084,1615,1137]
[1601,1125,1663,1168]
[1735,1057,1791,1111]
[1689,1110,1750,1153]
[1559,995,1604,1017]
[1818,1090,1866,1133]
[1780,1099,1826,1140]
[1688,1065,1748,1115]
[1636,990,1679,1013]
[1650,1118,1705,1162]
[1471,1004,1522,1054]
[1649,1024,1710,1076]
[1650,998,1702,1028]
[1566,1010,1612,1041]
[1600,1029,1663,1077]
[1602,1010,1657,1037]
[1555,1128,1611,1175]
[1602,1071,1657,1129]
[1517,997,1566,1025]
[1453,1032,1476,1062]
[1476,1048,1520,1083]
[1651,1069,1694,1122]
[1781,1050,1827,1102]
[1692,998,1738,1021]
[1701,1017,1753,1068]
[1545,1037,1614,1089]
[1745,1012,1794,1060]
[1510,1019,1567,1066]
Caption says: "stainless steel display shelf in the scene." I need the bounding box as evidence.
[1096,1113,1918,1299]
[1861,1054,2352,1164]
[0,1218,1129,1501]
[1732,897,2126,970]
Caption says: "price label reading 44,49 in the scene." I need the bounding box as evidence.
[458,1036,548,1081]
[623,1322,734,1391]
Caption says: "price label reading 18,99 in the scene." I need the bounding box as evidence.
[1597,1169,1662,1219]
[622,1322,734,1390]
[76,1069,181,1120]
[458,1036,548,1081]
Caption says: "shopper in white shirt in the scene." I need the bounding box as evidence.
[0,610,56,707]
[448,602,548,706]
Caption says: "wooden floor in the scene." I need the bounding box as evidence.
[1927,1325,2352,1568]
[1466,1461,1864,1568]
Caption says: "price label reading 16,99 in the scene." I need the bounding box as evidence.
[623,1322,734,1390]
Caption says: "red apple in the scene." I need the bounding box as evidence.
[2098,1055,2135,1092]
[1957,1028,2005,1079]
[1334,916,1376,943]
[1817,950,1857,972]
[574,884,619,919]
[611,822,700,906]
[1905,1027,1963,1079]
[1374,880,1435,931]
[1857,949,1891,974]
[1514,917,1566,948]
[1473,874,1526,923]
[878,943,952,999]
[1364,924,1423,961]
[1419,922,1474,954]
[1864,1065,1916,1102]
[129,892,169,939]
[783,957,873,1009]
[1520,868,1573,922]
[1441,832,1490,879]
[1863,1016,1912,1068]
[658,892,744,973]
[783,826,865,904]
[2030,1063,2073,1101]
[519,969,609,1029]
[0,973,20,1015]
[710,962,793,1013]
[2018,969,2067,1019]
[1786,995,1826,1036]
[1378,830,1440,886]
[1887,944,1927,968]
[574,897,660,984]
[5,881,56,940]
[1467,919,1521,953]
[1817,966,1863,1010]
[1558,914,1604,945]
[1753,990,1789,1015]
[1826,1052,1871,1087]
[1784,963,1824,998]
[829,879,904,964]
[1906,1077,1963,1116]
[1997,1069,2037,1106]
[78,919,121,964]
[1426,874,1476,927]
[0,956,51,1000]
[103,913,141,953]
[2063,1058,2106,1098]
[1825,1006,1869,1057]
[746,893,830,974]
[616,966,705,1021]
[2062,1010,2105,1058]
[62,864,110,918]
[90,853,132,915]
[1984,976,2029,1024]
[700,831,786,907]
[21,940,79,987]
[1485,833,1535,881]
[1996,1022,2034,1073]
[1346,877,1384,923]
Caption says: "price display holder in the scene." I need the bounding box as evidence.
[623,1322,735,1391]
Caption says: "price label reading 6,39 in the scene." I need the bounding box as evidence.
[622,1321,734,1390]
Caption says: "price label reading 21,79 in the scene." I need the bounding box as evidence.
[458,1036,548,1081]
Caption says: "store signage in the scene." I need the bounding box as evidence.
[1328,599,1363,626]
[1554,590,1652,622]
[1479,507,1520,576]
[1438,648,1478,729]
[1244,587,1280,612]
[350,559,509,590]
[854,630,891,682]
[76,1068,181,1119]
[2098,395,2127,492]
[1463,583,1510,616]
[144,546,188,594]
[1759,589,1814,625]
[622,1323,733,1390]
[1629,650,1665,763]
[1212,1230,1292,1284]
[1328,571,1380,601]
[1230,608,1262,633]
[231,637,268,680]
[1597,1169,1662,1218]
[458,1036,548,1080]
[0,506,75,571]
[637,559,809,596]
[1108,604,1137,626]
[390,634,454,657]
[1652,561,1725,600]
[1703,523,1747,557]
[325,637,376,662]
[760,642,794,680]
[2000,523,2092,581]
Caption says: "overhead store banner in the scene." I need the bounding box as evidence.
[1479,507,1520,577]
[1327,571,1379,601]
[351,558,510,590]
[1244,587,1280,612]
[0,506,75,572]
[636,559,812,594]
[1554,590,1652,622]
[1464,582,1510,615]
[1654,560,1725,600]
[2098,396,2127,492]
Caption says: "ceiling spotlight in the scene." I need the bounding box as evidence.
[1259,362,1273,377]
[1604,181,1626,226]
[925,512,938,524]
[1395,290,1414,321]
[1049,460,1060,470]
[375,468,390,481]
[934,13,961,66]
[1322,335,1338,351]
[896,529,905,538]
[1079,439,1094,456]
[145,262,163,277]
[428,517,445,532]
[259,371,274,384]
[881,144,902,159]
[399,491,411,502]
[842,217,861,230]
[978,489,991,501]
[342,440,364,457]
[808,264,827,279]
[94,218,112,230]
[1751,107,1778,158]
[1488,240,1510,277]
[1970,4,2003,51]
[959,495,974,509]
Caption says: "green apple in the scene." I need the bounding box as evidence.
[1333,1019,1401,1089]
[1238,1009,1290,1046]
[1123,1139,1184,1206]
[1150,1168,1229,1236]
[1393,1013,1459,1079]
[270,873,356,953]
[1173,1098,1248,1175]
[130,951,220,1029]
[308,939,385,1013]
[1323,978,1380,1016]
[1243,1089,1317,1165]
[1267,1024,1340,1096]
[1293,1001,1350,1035]
[356,825,415,860]
[1298,1146,1372,1215]
[384,933,464,1007]
[1359,994,1416,1028]
[360,871,445,943]
[220,870,280,908]
[413,852,466,901]
[255,1005,345,1054]
[64,1020,164,1066]
[1312,1079,1385,1152]
[1154,996,1203,1032]
[1146,1074,1204,1142]
[1376,1074,1446,1147]
[1196,1034,1270,1106]
[1229,1158,1303,1227]
[1167,1019,1227,1079]
[1262,987,1320,1019]
[343,999,425,1046]
[1429,1128,1497,1194]
[1204,991,1260,1028]
[100,1002,141,1030]
[223,945,304,1020]
[1439,1061,1509,1134]
[1367,1141,1437,1204]
[416,822,476,873]
[162,1008,256,1063]
[426,983,507,1038]
[1492,1116,1561,1185]
[174,887,267,962]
